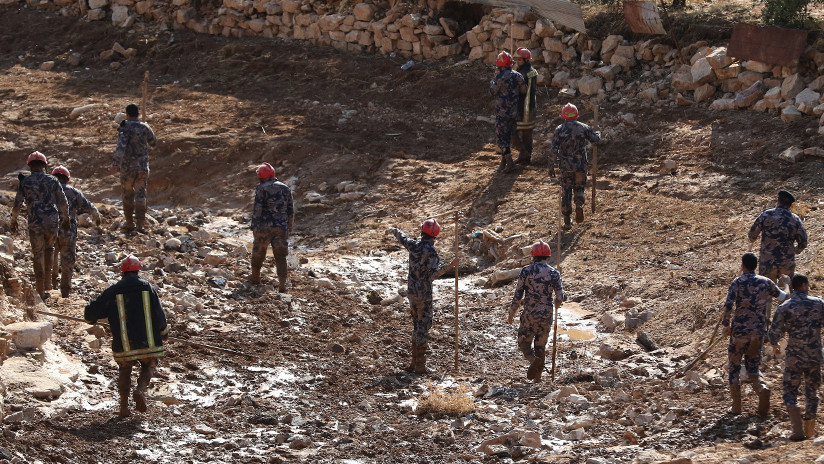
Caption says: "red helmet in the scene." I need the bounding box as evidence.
[515,47,532,60]
[420,218,441,238]
[561,103,579,120]
[496,51,513,68]
[531,240,551,257]
[52,166,71,180]
[256,162,276,180]
[121,254,142,272]
[27,151,47,166]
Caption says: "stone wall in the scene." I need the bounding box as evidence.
[6,0,824,133]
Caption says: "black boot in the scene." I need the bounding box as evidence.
[503,150,516,173]
[563,215,572,230]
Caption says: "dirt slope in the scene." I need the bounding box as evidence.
[2,5,824,464]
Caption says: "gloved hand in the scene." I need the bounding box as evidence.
[18,173,26,182]
[778,274,791,288]
[507,301,519,324]
[549,168,556,178]
[61,217,70,232]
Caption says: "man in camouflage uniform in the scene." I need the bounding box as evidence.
[112,103,156,233]
[769,273,824,440]
[508,240,564,383]
[9,152,69,300]
[250,162,294,292]
[512,48,538,165]
[722,252,787,418]
[50,166,101,298]
[748,190,807,283]
[489,50,525,173]
[550,103,601,230]
[386,219,458,374]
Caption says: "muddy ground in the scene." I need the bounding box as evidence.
[2,5,824,464]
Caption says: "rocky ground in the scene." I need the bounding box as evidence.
[2,4,824,464]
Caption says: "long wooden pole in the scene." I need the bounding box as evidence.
[591,104,599,214]
[141,71,149,122]
[37,310,258,360]
[453,210,460,371]
[552,186,562,381]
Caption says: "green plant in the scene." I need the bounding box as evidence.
[762,0,815,27]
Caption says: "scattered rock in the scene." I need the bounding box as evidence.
[6,321,53,350]
[778,146,804,163]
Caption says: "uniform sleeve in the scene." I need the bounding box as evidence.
[586,126,601,144]
[286,188,294,220]
[512,267,527,302]
[12,184,23,215]
[146,124,157,147]
[251,187,264,230]
[721,281,737,327]
[113,128,128,167]
[489,72,503,96]
[767,303,787,345]
[747,213,764,242]
[795,218,808,252]
[767,280,780,298]
[390,228,414,251]
[84,288,112,323]
[550,126,562,162]
[54,180,69,219]
[151,289,168,336]
[75,191,99,217]
[553,273,565,302]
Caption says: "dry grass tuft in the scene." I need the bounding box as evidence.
[417,382,475,417]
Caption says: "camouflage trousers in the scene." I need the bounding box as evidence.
[251,228,289,282]
[760,263,794,284]
[728,333,764,385]
[511,129,533,158]
[408,296,433,351]
[52,228,78,291]
[782,363,821,419]
[495,116,517,151]
[120,169,149,223]
[560,171,587,216]
[27,223,58,292]
[517,309,553,361]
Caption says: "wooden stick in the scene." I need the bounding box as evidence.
[141,71,149,122]
[552,187,562,381]
[37,310,258,360]
[453,210,460,371]
[591,104,599,214]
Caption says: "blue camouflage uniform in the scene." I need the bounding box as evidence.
[250,178,294,286]
[389,228,449,352]
[52,182,100,294]
[489,68,524,152]
[511,261,564,361]
[12,170,69,297]
[747,206,807,281]
[722,271,781,385]
[768,291,824,419]
[113,120,156,228]
[551,120,600,216]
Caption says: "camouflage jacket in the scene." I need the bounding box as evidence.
[12,170,69,227]
[747,206,807,270]
[390,228,449,301]
[113,120,157,171]
[768,291,824,368]
[722,271,781,337]
[59,183,99,233]
[251,178,294,232]
[489,68,524,120]
[551,120,601,173]
[512,261,564,315]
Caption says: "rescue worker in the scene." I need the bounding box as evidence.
[512,47,538,165]
[550,103,601,230]
[112,103,156,233]
[769,273,824,441]
[9,152,69,300]
[748,190,807,283]
[50,166,102,298]
[386,219,458,374]
[489,51,525,173]
[250,162,294,292]
[84,255,168,418]
[721,252,787,418]
[508,240,564,383]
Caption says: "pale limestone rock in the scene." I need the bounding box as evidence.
[795,88,820,108]
[781,73,806,99]
[809,75,824,91]
[40,61,55,71]
[746,60,773,73]
[671,70,697,92]
[705,47,731,69]
[735,81,766,108]
[709,98,735,111]
[763,87,782,108]
[543,37,564,53]
[694,83,715,103]
[778,146,804,162]
[353,3,375,22]
[613,45,634,59]
[781,105,803,123]
[610,54,635,72]
[602,35,622,55]
[88,0,107,8]
[714,63,741,80]
[6,321,53,350]
[552,71,570,88]
[594,64,621,81]
[752,99,768,112]
[676,93,693,106]
[577,75,603,96]
[510,23,531,40]
[534,18,555,38]
[87,8,106,20]
[737,71,763,88]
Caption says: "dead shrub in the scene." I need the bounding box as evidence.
[416,382,475,417]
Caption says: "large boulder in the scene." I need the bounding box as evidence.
[705,47,731,69]
[577,75,603,96]
[5,321,53,350]
[694,83,715,103]
[353,3,376,21]
[735,81,766,108]
[714,63,741,80]
[763,87,782,108]
[781,73,806,99]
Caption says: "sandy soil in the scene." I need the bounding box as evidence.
[2,5,824,464]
